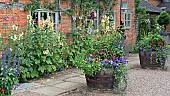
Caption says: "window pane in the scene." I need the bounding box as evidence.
[121,2,128,9]
[128,14,130,20]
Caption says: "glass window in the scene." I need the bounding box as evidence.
[31,10,61,32]
[109,12,116,30]
[121,2,128,10]
[124,13,131,28]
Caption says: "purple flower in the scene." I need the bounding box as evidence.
[112,58,117,62]
[105,62,109,66]
[90,54,93,57]
[139,47,142,51]
[89,58,93,63]
[124,56,128,60]
[12,51,17,68]
[114,63,118,67]
[148,48,152,51]
[4,16,9,21]
[11,17,15,21]
[100,61,104,65]
[106,59,110,64]
[144,44,147,46]
[122,61,127,65]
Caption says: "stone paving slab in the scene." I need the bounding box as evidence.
[29,86,66,96]
[65,75,86,84]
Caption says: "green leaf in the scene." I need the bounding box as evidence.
[46,65,52,72]
[46,58,52,64]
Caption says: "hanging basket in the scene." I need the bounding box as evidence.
[139,51,163,68]
[85,69,114,89]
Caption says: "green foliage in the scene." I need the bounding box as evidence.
[135,0,150,41]
[8,16,66,81]
[24,0,58,11]
[157,11,170,29]
[0,47,20,95]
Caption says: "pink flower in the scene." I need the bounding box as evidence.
[80,34,84,38]
[6,0,10,5]
[56,23,60,28]
[0,54,2,58]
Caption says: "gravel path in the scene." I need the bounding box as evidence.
[63,67,170,96]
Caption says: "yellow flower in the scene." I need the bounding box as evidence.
[39,19,45,29]
[60,42,63,46]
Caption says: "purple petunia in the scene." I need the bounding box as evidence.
[89,58,93,63]
[122,61,127,65]
[100,61,104,65]
[106,59,110,64]
[148,48,152,51]
[139,47,143,51]
[114,63,119,67]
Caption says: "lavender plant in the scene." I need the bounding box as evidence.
[0,46,20,95]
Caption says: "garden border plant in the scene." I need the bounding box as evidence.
[0,46,20,95]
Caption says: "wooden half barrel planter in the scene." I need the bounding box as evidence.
[85,68,127,91]
[139,51,165,68]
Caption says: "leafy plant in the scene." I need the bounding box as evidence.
[8,16,66,81]
[157,11,170,30]
[0,46,20,95]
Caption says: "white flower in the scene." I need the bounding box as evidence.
[43,50,49,55]
[27,15,32,20]
[12,25,18,30]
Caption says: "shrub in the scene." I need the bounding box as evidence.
[8,16,66,81]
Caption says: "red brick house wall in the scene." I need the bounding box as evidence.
[148,0,161,5]
[0,0,136,44]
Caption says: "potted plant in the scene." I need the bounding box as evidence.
[73,15,128,92]
[138,33,168,69]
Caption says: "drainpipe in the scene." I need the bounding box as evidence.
[120,0,122,26]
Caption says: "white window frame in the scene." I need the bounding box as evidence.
[124,12,131,29]
[30,9,61,35]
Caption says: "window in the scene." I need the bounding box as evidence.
[121,2,128,10]
[31,9,61,32]
[86,9,99,30]
[124,13,131,28]
[109,11,116,30]
[14,0,18,2]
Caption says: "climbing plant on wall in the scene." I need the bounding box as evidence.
[135,0,150,41]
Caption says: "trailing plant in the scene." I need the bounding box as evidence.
[8,15,67,81]
[0,46,20,95]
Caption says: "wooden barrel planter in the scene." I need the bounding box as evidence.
[139,51,164,68]
[85,69,114,89]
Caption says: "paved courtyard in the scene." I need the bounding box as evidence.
[12,54,170,96]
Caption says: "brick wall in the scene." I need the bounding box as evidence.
[113,0,136,45]
[0,0,136,44]
[148,0,161,5]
